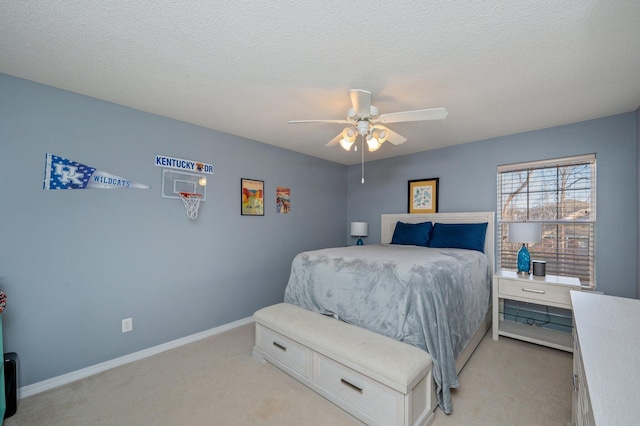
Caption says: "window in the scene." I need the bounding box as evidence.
[497,154,596,288]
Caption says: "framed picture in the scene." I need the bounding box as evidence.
[408,178,439,214]
[241,178,264,216]
[276,186,290,214]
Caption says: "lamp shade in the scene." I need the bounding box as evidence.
[366,135,381,152]
[342,127,357,142]
[350,222,368,237]
[508,222,541,244]
[339,138,354,151]
[370,126,389,143]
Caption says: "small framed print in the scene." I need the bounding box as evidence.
[241,178,264,216]
[276,186,290,214]
[408,178,439,214]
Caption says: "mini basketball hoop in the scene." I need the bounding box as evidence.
[179,192,202,219]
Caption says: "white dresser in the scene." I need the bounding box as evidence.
[571,291,640,425]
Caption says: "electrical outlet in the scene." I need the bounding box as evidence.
[122,318,133,333]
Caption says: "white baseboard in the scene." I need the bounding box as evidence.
[18,316,254,399]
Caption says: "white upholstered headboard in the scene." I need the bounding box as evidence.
[381,212,495,273]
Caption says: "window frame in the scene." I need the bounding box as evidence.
[496,154,596,288]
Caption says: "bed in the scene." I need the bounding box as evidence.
[283,212,494,414]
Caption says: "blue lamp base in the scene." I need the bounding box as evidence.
[356,238,363,245]
[517,244,531,274]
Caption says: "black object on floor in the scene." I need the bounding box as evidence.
[4,352,17,418]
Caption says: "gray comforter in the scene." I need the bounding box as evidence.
[283,244,491,414]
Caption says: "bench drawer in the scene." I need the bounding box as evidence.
[314,353,402,426]
[255,324,311,378]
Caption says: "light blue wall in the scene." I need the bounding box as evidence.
[348,113,638,298]
[2,72,637,390]
[0,74,347,387]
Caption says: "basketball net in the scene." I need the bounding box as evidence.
[179,192,202,219]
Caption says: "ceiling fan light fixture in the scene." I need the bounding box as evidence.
[288,88,447,156]
[339,138,355,151]
[366,135,381,152]
[370,127,388,143]
[342,127,357,142]
[356,121,369,136]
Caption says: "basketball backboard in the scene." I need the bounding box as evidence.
[161,169,206,201]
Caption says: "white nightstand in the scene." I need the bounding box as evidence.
[492,270,581,352]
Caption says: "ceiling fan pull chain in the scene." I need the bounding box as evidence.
[361,136,365,184]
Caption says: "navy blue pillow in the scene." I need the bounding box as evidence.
[428,222,488,253]
[390,221,433,246]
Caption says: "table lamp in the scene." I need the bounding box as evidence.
[508,222,542,274]
[350,222,368,245]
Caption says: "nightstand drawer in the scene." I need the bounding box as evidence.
[499,279,571,307]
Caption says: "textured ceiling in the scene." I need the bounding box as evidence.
[1,1,639,165]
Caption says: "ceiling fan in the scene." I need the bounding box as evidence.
[288,89,448,152]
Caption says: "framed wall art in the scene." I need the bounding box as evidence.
[276,186,290,214]
[408,178,439,214]
[241,178,264,216]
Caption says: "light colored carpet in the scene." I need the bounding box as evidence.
[5,324,572,425]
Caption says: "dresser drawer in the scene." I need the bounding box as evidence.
[499,279,571,307]
[313,353,402,426]
[255,324,312,378]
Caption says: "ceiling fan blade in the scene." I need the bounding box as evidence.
[385,128,408,145]
[350,89,372,117]
[325,133,343,147]
[378,108,448,124]
[288,119,349,124]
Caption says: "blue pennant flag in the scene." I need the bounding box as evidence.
[43,154,150,190]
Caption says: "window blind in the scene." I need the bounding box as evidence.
[497,154,596,288]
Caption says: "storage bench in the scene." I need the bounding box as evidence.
[252,303,436,426]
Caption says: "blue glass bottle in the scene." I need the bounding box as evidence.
[517,243,531,274]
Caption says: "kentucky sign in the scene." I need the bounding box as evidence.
[155,155,214,174]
